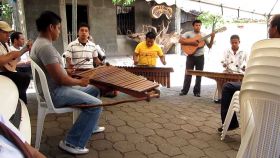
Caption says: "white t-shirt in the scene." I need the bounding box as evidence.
[222,48,247,72]
[10,46,30,67]
[0,115,25,158]
[64,38,98,69]
[181,31,210,56]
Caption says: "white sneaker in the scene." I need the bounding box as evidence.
[92,126,105,134]
[59,140,89,155]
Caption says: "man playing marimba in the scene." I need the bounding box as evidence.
[64,23,102,69]
[218,14,280,133]
[133,31,166,67]
[30,11,104,155]
[221,34,248,73]
[215,35,247,103]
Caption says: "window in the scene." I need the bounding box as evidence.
[116,6,135,35]
[66,4,88,43]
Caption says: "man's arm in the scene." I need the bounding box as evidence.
[206,32,215,48]
[0,51,21,66]
[93,57,102,66]
[133,52,139,65]
[179,37,198,46]
[45,63,89,87]
[65,57,73,68]
[159,55,166,65]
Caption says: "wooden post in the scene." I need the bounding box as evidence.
[175,3,181,55]
[12,0,27,39]
[72,0,77,40]
[59,0,68,50]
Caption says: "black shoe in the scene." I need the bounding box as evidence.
[179,92,187,96]
[214,99,221,104]
[194,93,200,97]
[218,126,238,133]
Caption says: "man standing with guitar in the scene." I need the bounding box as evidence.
[179,20,215,97]
[0,21,31,103]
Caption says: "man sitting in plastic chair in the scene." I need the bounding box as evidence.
[30,11,104,155]
[218,14,280,133]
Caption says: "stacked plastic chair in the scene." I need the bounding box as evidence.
[237,39,280,158]
[0,75,31,144]
[220,90,240,140]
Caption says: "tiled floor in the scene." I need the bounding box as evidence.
[26,54,241,158]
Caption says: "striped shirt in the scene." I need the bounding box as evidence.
[64,38,98,69]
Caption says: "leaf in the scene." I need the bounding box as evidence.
[197,11,224,30]
[112,0,135,6]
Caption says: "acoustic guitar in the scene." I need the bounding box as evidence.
[181,27,227,56]
[3,42,31,72]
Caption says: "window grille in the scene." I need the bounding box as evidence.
[116,6,135,35]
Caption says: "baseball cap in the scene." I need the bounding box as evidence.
[0,21,13,32]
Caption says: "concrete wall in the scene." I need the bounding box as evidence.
[23,0,159,56]
[89,0,118,56]
[116,0,152,56]
[24,0,65,54]
[134,0,152,33]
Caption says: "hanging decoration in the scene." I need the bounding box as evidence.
[150,5,173,19]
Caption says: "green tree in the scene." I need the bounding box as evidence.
[197,11,224,30]
[112,0,135,6]
[0,1,13,24]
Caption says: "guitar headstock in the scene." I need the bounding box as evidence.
[215,27,227,33]
[19,40,32,55]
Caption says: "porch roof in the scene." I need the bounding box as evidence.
[146,0,280,19]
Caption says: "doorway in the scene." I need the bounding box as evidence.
[66,4,88,42]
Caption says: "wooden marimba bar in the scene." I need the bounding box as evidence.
[117,66,174,88]
[76,66,160,98]
[187,69,244,98]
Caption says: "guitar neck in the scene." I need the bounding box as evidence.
[201,34,212,41]
[200,27,226,41]
[19,45,29,56]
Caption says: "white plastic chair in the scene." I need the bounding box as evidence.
[0,75,31,144]
[246,56,280,68]
[250,39,280,53]
[249,48,280,59]
[236,39,280,158]
[30,60,79,149]
[221,90,240,140]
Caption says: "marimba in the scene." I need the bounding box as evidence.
[187,69,244,99]
[117,66,174,88]
[76,66,160,100]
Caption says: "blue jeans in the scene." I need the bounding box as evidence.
[51,85,102,148]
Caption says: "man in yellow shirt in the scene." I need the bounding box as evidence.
[133,31,166,67]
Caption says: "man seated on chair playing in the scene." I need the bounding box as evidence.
[0,21,31,104]
[221,34,247,73]
[64,23,102,70]
[30,11,104,155]
[218,14,280,133]
[214,35,248,104]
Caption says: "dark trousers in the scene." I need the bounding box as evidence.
[16,66,32,79]
[181,55,204,94]
[0,71,30,104]
[220,82,241,128]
